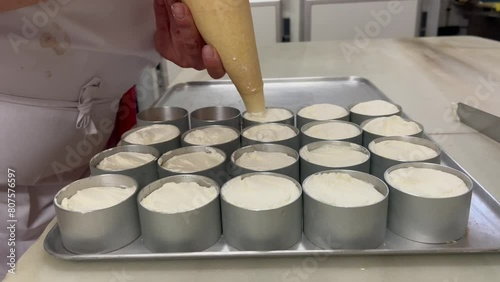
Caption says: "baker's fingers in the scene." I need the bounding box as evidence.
[202,45,226,79]
[166,0,179,6]
[170,2,205,70]
[164,0,178,19]
[154,0,169,31]
[154,0,177,59]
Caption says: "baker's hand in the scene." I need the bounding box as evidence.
[154,0,226,79]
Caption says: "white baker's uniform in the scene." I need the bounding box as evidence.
[0,0,160,277]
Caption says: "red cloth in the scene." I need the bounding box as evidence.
[106,86,138,148]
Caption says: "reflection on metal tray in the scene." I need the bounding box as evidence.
[44,77,500,260]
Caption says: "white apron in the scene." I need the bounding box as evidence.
[0,0,160,277]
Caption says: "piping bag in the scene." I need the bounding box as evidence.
[183,0,266,113]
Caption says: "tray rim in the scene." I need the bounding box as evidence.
[153,76,378,107]
[44,225,500,261]
[46,76,500,261]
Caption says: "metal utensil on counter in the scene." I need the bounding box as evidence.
[457,102,500,143]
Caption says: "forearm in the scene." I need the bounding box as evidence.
[0,0,41,13]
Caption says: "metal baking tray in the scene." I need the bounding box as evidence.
[44,77,500,260]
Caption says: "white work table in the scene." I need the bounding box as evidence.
[5,36,500,282]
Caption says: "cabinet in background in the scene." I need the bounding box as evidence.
[302,0,420,41]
